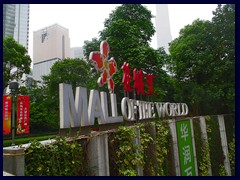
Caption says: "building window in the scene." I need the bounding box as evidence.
[41,28,47,43]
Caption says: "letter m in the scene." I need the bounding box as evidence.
[59,83,89,129]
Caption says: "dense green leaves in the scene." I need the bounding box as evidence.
[109,122,171,176]
[22,58,97,133]
[43,58,97,97]
[83,4,172,101]
[3,36,32,91]
[25,137,90,176]
[169,4,235,115]
[11,4,235,134]
[102,4,155,45]
[100,4,155,67]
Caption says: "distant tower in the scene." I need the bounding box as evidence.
[155,4,172,53]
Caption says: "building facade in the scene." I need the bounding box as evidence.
[3,4,30,50]
[3,4,30,92]
[33,23,70,81]
[70,47,85,59]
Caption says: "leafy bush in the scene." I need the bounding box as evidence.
[25,136,90,176]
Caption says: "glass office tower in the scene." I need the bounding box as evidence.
[3,4,30,50]
[3,4,30,91]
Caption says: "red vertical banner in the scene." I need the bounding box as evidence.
[17,95,30,134]
[3,95,12,135]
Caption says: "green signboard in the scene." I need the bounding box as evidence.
[176,119,196,176]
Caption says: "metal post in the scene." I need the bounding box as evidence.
[11,93,15,146]
[218,115,231,176]
[9,81,19,146]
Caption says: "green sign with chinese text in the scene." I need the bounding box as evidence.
[176,119,196,176]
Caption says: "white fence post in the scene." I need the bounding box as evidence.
[199,116,212,175]
[190,118,198,176]
[168,119,181,176]
[133,127,143,176]
[218,115,231,176]
[87,133,110,176]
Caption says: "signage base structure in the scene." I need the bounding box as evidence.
[87,133,110,176]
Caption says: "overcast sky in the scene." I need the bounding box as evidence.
[28,4,218,59]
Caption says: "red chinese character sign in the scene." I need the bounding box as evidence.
[17,95,30,134]
[121,62,157,96]
[145,74,157,95]
[121,62,133,92]
[89,41,117,93]
[3,95,12,135]
[133,68,145,95]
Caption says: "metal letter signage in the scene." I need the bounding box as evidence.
[59,83,123,129]
[89,41,117,93]
[176,120,196,176]
[59,83,189,128]
[60,46,190,129]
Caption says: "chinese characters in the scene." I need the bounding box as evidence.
[177,120,196,176]
[121,62,156,95]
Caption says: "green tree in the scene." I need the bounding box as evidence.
[169,4,235,115]
[83,37,101,60]
[169,19,213,115]
[210,4,235,113]
[30,86,58,133]
[43,58,97,97]
[31,58,97,132]
[100,4,155,65]
[3,35,31,91]
[102,4,155,45]
[83,4,172,101]
[19,58,97,133]
[17,81,58,133]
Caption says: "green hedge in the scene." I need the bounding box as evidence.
[24,136,90,176]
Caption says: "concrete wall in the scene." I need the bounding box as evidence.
[3,147,25,176]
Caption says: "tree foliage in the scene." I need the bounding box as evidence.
[102,4,155,45]
[84,4,173,101]
[19,4,236,135]
[100,4,155,65]
[169,4,235,115]
[3,35,31,91]
[43,58,97,97]
[40,58,97,132]
[83,38,101,60]
[21,58,97,133]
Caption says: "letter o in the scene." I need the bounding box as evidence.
[121,97,133,121]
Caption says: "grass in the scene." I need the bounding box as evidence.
[3,133,57,147]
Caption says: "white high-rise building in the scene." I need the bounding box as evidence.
[33,23,70,81]
[155,4,172,53]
